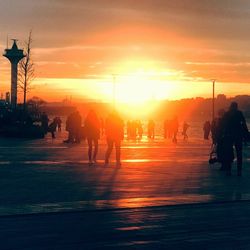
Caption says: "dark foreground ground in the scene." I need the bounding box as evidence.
[0,131,249,249]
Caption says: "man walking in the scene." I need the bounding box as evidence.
[223,102,249,176]
[105,110,124,166]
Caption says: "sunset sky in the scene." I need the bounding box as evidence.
[0,0,250,103]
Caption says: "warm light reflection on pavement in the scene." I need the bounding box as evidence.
[0,131,249,217]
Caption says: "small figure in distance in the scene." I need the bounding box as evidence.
[203,120,211,140]
[64,110,82,143]
[130,120,137,140]
[105,110,124,167]
[84,109,100,165]
[164,119,170,139]
[182,121,189,141]
[48,117,58,139]
[222,102,249,176]
[64,112,74,143]
[126,120,132,140]
[148,119,155,139]
[74,111,82,143]
[41,112,49,134]
[56,116,62,131]
[172,116,179,143]
[100,117,105,137]
[137,120,143,140]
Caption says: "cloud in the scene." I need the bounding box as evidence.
[2,0,250,46]
[1,0,250,89]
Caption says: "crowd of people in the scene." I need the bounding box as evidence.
[163,116,180,143]
[126,119,156,140]
[39,101,249,174]
[41,112,62,139]
[126,120,143,140]
[62,109,123,166]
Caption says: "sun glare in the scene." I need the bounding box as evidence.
[115,75,154,104]
[33,59,228,118]
[110,59,177,104]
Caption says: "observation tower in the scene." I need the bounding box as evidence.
[3,39,25,108]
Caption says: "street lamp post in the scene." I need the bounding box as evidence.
[211,79,216,121]
[112,74,117,109]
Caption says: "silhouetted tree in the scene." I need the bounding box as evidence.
[27,96,46,110]
[18,31,35,111]
[27,96,46,119]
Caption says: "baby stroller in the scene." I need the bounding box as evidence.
[209,143,218,164]
[209,135,234,166]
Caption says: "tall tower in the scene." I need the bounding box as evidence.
[3,39,25,108]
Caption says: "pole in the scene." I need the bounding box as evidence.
[112,74,116,109]
[11,62,18,109]
[212,79,216,122]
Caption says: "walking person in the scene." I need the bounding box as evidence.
[64,112,74,143]
[210,109,234,172]
[48,117,58,139]
[172,116,179,143]
[64,111,82,143]
[56,117,62,131]
[164,119,170,139]
[148,119,155,139]
[137,120,143,140]
[73,111,82,143]
[222,102,249,176]
[203,121,211,140]
[41,112,49,134]
[105,110,124,167]
[182,121,189,140]
[84,109,100,165]
[127,120,132,140]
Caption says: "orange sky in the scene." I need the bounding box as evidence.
[0,0,250,103]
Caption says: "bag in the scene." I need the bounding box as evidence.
[209,144,218,164]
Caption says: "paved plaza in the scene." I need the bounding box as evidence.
[0,131,249,249]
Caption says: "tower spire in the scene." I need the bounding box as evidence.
[3,39,25,108]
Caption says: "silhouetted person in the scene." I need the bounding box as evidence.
[172,116,179,143]
[130,120,137,140]
[84,109,100,165]
[203,121,211,140]
[105,111,124,166]
[64,111,82,143]
[182,121,189,140]
[210,109,233,172]
[148,119,155,139]
[137,120,143,140]
[48,118,58,139]
[56,117,62,131]
[222,102,249,176]
[65,112,74,143]
[73,111,82,143]
[164,119,170,139]
[100,117,105,136]
[127,120,131,140]
[211,109,226,144]
[41,112,49,133]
